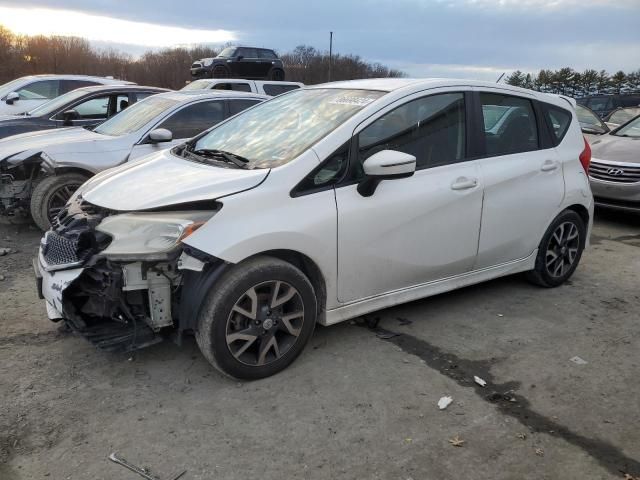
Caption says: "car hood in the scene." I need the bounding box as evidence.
[81,149,269,211]
[0,127,118,162]
[590,134,640,164]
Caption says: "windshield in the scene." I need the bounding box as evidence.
[0,78,28,98]
[94,95,180,136]
[28,89,89,116]
[217,47,236,58]
[191,88,384,168]
[614,116,640,138]
[576,105,605,129]
[181,80,211,91]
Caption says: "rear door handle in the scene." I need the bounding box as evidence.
[451,177,478,190]
[541,160,559,172]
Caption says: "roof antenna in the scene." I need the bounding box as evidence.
[496,72,505,83]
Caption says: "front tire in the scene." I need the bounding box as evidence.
[195,256,317,379]
[30,173,88,230]
[212,65,230,78]
[526,210,586,287]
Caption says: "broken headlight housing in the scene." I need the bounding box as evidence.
[96,211,214,261]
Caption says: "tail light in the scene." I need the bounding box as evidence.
[579,137,591,174]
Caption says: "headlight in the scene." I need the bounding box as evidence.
[203,58,214,67]
[96,211,214,260]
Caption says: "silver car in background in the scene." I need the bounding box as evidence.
[589,115,640,212]
[0,90,266,229]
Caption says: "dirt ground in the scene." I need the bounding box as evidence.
[1,209,639,480]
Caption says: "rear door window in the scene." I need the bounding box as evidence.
[212,82,252,92]
[228,99,262,116]
[156,100,225,139]
[258,49,278,59]
[479,93,539,156]
[262,84,300,96]
[59,80,99,94]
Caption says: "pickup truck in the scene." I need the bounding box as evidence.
[181,79,303,97]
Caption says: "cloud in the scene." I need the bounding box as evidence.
[0,5,235,47]
[0,0,638,80]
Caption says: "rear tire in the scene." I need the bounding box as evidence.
[269,68,285,81]
[30,173,88,231]
[526,210,586,287]
[195,256,317,380]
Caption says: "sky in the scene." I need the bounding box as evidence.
[0,0,639,81]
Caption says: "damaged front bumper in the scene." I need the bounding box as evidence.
[36,246,213,352]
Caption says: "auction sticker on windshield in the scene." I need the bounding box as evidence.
[329,94,380,106]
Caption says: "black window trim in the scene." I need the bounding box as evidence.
[290,141,351,198]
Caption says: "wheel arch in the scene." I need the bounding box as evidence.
[53,166,94,178]
[565,203,590,227]
[247,249,327,318]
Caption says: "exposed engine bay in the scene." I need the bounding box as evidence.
[36,194,223,352]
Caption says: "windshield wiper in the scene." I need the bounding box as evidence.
[191,148,252,169]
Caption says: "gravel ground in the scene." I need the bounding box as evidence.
[0,209,639,480]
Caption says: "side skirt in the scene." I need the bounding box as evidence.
[321,250,537,326]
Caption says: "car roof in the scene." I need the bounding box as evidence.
[308,78,571,107]
[157,90,268,102]
[72,85,170,94]
[15,74,135,85]
[186,79,303,87]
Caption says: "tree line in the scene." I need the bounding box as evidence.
[504,68,640,97]
[0,26,404,89]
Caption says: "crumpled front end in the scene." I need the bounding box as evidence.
[0,151,48,217]
[36,194,221,352]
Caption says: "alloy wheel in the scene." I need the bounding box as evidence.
[47,183,81,223]
[545,221,580,278]
[225,280,304,366]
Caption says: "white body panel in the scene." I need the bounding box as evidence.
[43,78,594,332]
[335,161,483,302]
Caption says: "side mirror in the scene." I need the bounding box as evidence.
[236,55,244,61]
[148,128,173,143]
[357,150,416,197]
[62,109,79,126]
[5,92,19,105]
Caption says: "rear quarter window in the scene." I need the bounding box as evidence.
[542,104,572,146]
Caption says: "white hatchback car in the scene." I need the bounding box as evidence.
[35,79,593,379]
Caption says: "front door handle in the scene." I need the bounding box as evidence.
[541,160,559,172]
[451,177,478,190]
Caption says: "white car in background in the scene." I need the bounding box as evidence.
[35,79,593,379]
[0,75,135,115]
[182,78,303,96]
[0,90,266,229]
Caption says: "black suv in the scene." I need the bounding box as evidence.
[191,47,286,81]
[576,94,640,118]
